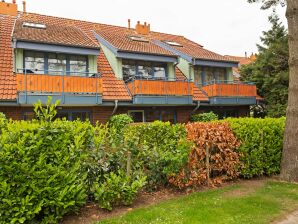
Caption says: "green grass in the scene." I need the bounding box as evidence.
[98,181,298,224]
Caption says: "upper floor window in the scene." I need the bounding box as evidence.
[122,59,167,82]
[24,51,45,74]
[194,66,227,85]
[24,51,88,76]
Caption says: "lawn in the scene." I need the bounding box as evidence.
[98,180,298,224]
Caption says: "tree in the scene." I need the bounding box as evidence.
[248,0,298,182]
[241,15,289,117]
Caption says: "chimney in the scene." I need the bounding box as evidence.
[128,19,131,29]
[0,0,17,16]
[245,52,247,58]
[22,0,26,13]
[135,21,150,35]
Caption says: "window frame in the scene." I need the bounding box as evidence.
[122,59,168,82]
[128,110,145,123]
[23,50,89,76]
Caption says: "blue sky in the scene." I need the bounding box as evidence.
[20,0,287,56]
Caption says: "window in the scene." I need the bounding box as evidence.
[129,36,149,42]
[122,60,167,82]
[144,109,176,123]
[48,53,66,75]
[23,51,88,76]
[128,110,145,123]
[69,55,88,76]
[24,51,45,74]
[164,41,182,47]
[195,66,227,85]
[23,110,91,122]
[23,22,46,29]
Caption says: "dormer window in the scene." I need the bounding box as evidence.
[129,36,149,43]
[23,22,46,29]
[164,41,182,47]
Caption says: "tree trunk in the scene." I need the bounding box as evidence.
[281,0,298,182]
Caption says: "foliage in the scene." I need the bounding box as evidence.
[169,122,241,188]
[226,117,285,178]
[108,114,133,146]
[247,0,285,10]
[123,121,192,190]
[0,112,7,131]
[0,119,91,224]
[93,171,147,211]
[190,112,219,122]
[34,96,60,122]
[241,15,288,117]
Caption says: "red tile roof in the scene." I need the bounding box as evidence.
[13,19,99,49]
[152,32,235,62]
[175,67,187,81]
[98,51,131,101]
[94,27,177,57]
[0,15,17,100]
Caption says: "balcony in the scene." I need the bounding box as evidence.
[126,77,193,105]
[200,81,257,105]
[16,70,103,105]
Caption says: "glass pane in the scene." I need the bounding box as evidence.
[123,64,136,82]
[129,112,144,123]
[24,51,45,74]
[48,53,66,75]
[137,65,153,79]
[205,67,214,84]
[194,66,203,85]
[69,55,87,76]
[145,110,160,122]
[153,67,166,79]
[161,110,176,123]
[72,112,89,121]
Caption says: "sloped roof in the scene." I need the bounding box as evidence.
[0,15,17,100]
[97,51,131,101]
[13,19,99,49]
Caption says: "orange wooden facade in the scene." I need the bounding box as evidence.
[202,83,257,97]
[16,74,103,94]
[127,80,192,96]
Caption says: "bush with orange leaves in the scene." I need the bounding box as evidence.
[168,122,241,189]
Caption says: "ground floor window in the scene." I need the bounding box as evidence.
[23,110,91,122]
[128,109,176,123]
[128,110,145,123]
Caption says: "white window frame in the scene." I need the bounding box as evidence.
[128,110,145,123]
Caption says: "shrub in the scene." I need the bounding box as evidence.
[226,117,285,178]
[93,171,147,211]
[0,119,93,224]
[190,112,218,122]
[108,114,133,146]
[169,122,241,188]
[123,121,192,190]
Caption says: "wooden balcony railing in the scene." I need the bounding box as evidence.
[201,81,257,97]
[16,70,102,95]
[126,78,192,96]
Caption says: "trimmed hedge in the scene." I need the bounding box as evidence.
[190,112,219,122]
[226,117,285,178]
[0,119,94,223]
[123,121,192,190]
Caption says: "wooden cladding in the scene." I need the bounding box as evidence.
[127,80,192,96]
[202,83,257,97]
[16,74,103,94]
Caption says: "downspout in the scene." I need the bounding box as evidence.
[191,101,201,115]
[112,100,119,115]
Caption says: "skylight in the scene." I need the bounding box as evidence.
[23,22,46,29]
[164,41,182,47]
[129,36,149,42]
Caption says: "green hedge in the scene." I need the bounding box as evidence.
[123,121,192,190]
[0,119,94,223]
[190,112,219,122]
[226,117,285,178]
